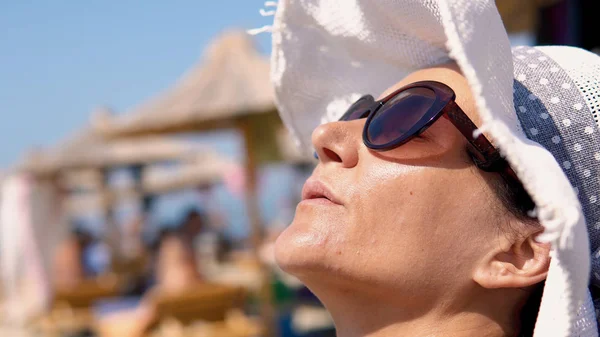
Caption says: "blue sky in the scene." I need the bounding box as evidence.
[0,2,296,239]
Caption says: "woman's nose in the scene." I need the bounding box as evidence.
[311,121,360,168]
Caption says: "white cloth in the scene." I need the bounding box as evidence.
[0,174,67,325]
[0,175,47,324]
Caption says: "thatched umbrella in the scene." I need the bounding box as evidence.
[18,127,204,176]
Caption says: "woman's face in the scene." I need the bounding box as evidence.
[275,64,527,308]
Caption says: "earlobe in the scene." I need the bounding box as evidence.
[473,232,551,290]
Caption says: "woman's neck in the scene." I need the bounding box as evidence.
[306,282,520,337]
[331,306,510,337]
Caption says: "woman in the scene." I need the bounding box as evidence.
[274,56,597,335]
[278,62,549,337]
[52,226,96,290]
[153,209,205,292]
[255,0,599,336]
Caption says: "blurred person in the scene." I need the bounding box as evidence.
[93,211,208,337]
[153,209,206,293]
[94,210,209,337]
[264,0,600,336]
[51,225,96,291]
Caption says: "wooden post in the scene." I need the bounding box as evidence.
[237,119,276,337]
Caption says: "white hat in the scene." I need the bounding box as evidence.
[251,0,600,335]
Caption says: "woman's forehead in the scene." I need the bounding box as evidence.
[378,62,482,125]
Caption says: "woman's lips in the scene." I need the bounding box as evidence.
[300,178,343,206]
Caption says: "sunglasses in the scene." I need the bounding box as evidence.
[336,80,517,180]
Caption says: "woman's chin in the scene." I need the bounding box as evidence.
[274,223,330,276]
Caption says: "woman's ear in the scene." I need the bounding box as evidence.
[473,229,550,289]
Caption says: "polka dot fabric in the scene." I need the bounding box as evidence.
[513,46,600,330]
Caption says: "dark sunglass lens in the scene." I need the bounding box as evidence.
[339,95,375,121]
[366,87,436,146]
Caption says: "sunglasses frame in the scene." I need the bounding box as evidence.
[341,80,518,181]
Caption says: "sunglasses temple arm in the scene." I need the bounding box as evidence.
[443,101,519,182]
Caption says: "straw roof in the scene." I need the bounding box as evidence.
[92,30,274,137]
[19,127,204,175]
